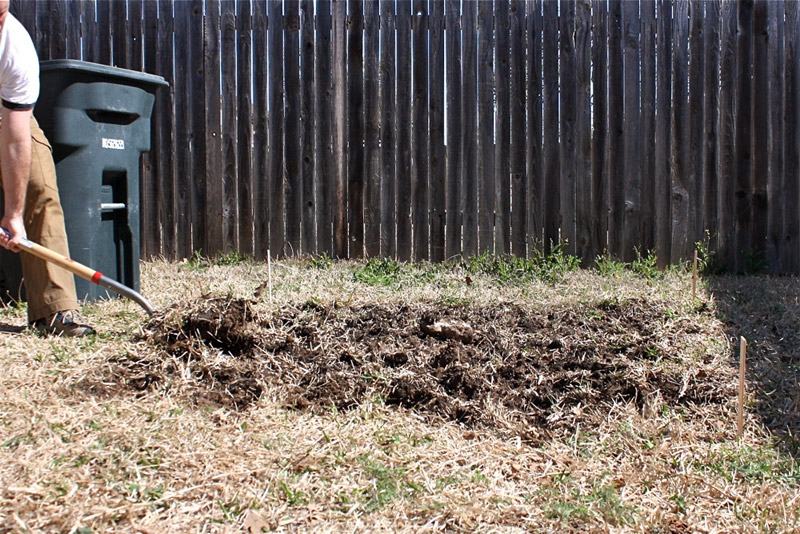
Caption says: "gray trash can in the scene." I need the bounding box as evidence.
[0,60,167,304]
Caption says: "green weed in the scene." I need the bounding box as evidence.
[700,444,800,486]
[358,454,420,511]
[353,258,402,287]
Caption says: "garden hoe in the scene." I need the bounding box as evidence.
[1,227,155,316]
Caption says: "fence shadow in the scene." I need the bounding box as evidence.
[706,275,800,457]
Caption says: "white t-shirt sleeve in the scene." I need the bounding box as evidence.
[0,15,39,110]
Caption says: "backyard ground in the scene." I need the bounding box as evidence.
[1,253,799,533]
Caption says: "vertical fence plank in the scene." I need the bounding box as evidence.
[237,0,254,257]
[559,0,577,256]
[575,0,591,264]
[66,0,81,60]
[348,0,365,259]
[221,0,239,252]
[35,0,52,59]
[430,0,446,262]
[462,0,478,257]
[301,0,316,254]
[112,0,130,67]
[236,0,256,256]
[703,0,720,254]
[156,0,177,258]
[253,0,269,260]
[735,0,754,272]
[316,0,333,256]
[477,0,494,255]
[542,0,559,253]
[396,1,413,261]
[688,1,704,251]
[332,0,347,258]
[640,0,656,256]
[494,0,510,255]
[766,0,784,272]
[268,0,285,257]
[204,1,223,256]
[445,0,461,258]
[80,1,98,62]
[172,1,196,258]
[671,0,690,264]
[141,0,160,258]
[751,0,768,267]
[622,0,640,262]
[380,0,397,258]
[655,0,672,266]
[97,0,112,65]
[785,0,800,273]
[364,0,381,258]
[510,0,526,257]
[606,0,623,258]
[591,0,608,259]
[412,0,430,260]
[285,0,302,255]
[718,0,737,270]
[130,0,145,70]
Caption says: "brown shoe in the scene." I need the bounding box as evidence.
[33,310,95,337]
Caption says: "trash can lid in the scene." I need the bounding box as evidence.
[39,60,169,88]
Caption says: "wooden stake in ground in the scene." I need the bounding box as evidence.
[738,336,747,439]
[692,249,698,301]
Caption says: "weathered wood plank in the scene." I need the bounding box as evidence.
[606,0,623,258]
[559,0,577,256]
[622,0,640,262]
[364,0,381,258]
[445,0,461,258]
[640,0,656,256]
[315,0,333,256]
[670,0,690,264]
[767,0,784,272]
[253,0,270,260]
[396,1,413,261]
[575,0,591,264]
[203,0,223,256]
[688,0,704,252]
[655,0,672,266]
[461,0,478,257]
[591,0,608,260]
[285,0,302,255]
[301,0,315,254]
[221,0,239,252]
[510,0,526,257]
[735,0,754,272]
[494,0,510,255]
[236,0,254,257]
[717,0,737,270]
[703,0,720,255]
[412,0,430,260]
[332,0,348,258]
[542,0,559,253]
[380,0,397,258]
[430,0,446,262]
[477,0,494,254]
[785,0,800,273]
[752,0,769,267]
[348,0,365,259]
[268,0,285,257]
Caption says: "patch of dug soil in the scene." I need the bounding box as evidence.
[92,296,736,440]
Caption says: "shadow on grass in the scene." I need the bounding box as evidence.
[0,322,26,334]
[706,275,800,456]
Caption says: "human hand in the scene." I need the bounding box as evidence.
[0,215,26,252]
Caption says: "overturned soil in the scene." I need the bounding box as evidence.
[86,296,735,441]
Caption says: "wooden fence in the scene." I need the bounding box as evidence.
[10,0,800,273]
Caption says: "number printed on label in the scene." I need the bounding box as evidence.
[101,138,125,150]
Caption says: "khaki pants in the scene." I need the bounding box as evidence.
[0,116,79,323]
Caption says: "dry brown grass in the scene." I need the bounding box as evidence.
[1,256,799,533]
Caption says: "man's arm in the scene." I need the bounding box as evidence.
[0,106,32,251]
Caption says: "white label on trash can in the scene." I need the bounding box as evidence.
[101,138,125,150]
